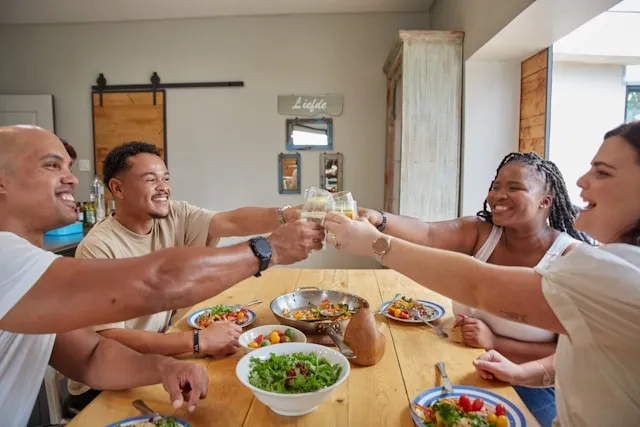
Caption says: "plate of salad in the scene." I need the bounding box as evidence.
[107,415,189,427]
[186,304,256,329]
[379,296,445,324]
[410,385,526,427]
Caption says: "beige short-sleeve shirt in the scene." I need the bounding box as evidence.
[535,243,640,426]
[67,200,217,395]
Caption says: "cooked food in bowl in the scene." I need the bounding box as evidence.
[196,305,248,327]
[387,296,437,320]
[413,395,509,427]
[114,416,182,427]
[248,352,342,394]
[282,298,351,321]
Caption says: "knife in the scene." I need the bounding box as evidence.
[436,361,454,393]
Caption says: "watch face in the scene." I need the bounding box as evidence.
[373,237,390,254]
[253,237,272,257]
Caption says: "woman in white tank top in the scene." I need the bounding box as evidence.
[358,152,591,427]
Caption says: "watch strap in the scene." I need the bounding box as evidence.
[377,211,387,232]
[193,329,200,354]
[249,237,271,277]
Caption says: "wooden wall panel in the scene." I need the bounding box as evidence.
[519,48,551,157]
[92,91,166,181]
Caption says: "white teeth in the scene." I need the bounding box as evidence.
[60,193,75,202]
[493,205,509,212]
[153,197,168,202]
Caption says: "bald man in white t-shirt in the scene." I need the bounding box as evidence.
[0,126,324,427]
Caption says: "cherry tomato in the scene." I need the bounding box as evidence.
[472,398,484,411]
[496,415,509,427]
[487,413,497,424]
[399,312,410,320]
[495,404,506,416]
[459,394,472,412]
[255,334,264,345]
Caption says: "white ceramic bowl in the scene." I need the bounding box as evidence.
[239,325,307,351]
[235,342,350,416]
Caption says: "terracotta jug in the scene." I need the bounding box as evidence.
[343,304,386,366]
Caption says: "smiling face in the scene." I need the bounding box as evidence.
[108,152,171,219]
[0,127,79,232]
[576,135,640,244]
[486,162,552,229]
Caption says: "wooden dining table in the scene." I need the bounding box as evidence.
[68,269,538,426]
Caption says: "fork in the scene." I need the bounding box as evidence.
[409,308,448,338]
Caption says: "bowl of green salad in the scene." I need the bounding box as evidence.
[235,342,350,416]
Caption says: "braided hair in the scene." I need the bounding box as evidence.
[476,152,592,243]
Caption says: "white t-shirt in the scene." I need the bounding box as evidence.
[535,242,640,426]
[0,232,60,427]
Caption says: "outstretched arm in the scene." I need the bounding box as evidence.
[0,220,323,334]
[382,237,565,334]
[359,208,481,254]
[208,206,299,239]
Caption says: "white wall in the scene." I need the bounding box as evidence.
[460,60,521,215]
[429,0,534,60]
[548,61,626,206]
[0,12,429,268]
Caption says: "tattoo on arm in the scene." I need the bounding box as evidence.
[500,311,528,323]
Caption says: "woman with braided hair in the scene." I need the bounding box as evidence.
[327,120,640,426]
[358,153,589,425]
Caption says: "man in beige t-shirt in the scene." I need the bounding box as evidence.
[66,141,300,412]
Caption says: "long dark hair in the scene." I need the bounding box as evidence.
[477,152,592,243]
[604,121,640,246]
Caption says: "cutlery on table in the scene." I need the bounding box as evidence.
[132,399,163,421]
[436,361,454,393]
[409,308,448,338]
[230,299,262,311]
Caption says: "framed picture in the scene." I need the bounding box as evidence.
[320,152,343,193]
[278,152,301,194]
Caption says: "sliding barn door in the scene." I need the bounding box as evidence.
[519,48,552,157]
[92,91,167,180]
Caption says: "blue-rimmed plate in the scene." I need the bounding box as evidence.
[106,415,190,426]
[186,307,257,329]
[379,298,445,324]
[410,385,527,427]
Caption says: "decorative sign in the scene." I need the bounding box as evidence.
[278,95,343,117]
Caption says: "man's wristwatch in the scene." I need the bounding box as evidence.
[372,235,392,264]
[278,206,291,224]
[376,211,387,232]
[249,236,272,277]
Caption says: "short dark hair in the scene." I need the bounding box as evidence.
[58,137,77,160]
[477,152,592,243]
[604,120,640,246]
[102,141,161,189]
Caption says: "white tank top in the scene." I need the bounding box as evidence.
[452,226,576,342]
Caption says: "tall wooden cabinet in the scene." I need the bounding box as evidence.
[383,31,464,221]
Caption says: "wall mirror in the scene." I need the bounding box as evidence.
[286,118,333,151]
[278,153,301,194]
[320,152,343,193]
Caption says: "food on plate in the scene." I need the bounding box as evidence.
[115,416,181,427]
[412,395,509,427]
[387,296,436,320]
[282,298,352,321]
[196,305,248,328]
[248,352,342,393]
[247,328,298,348]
